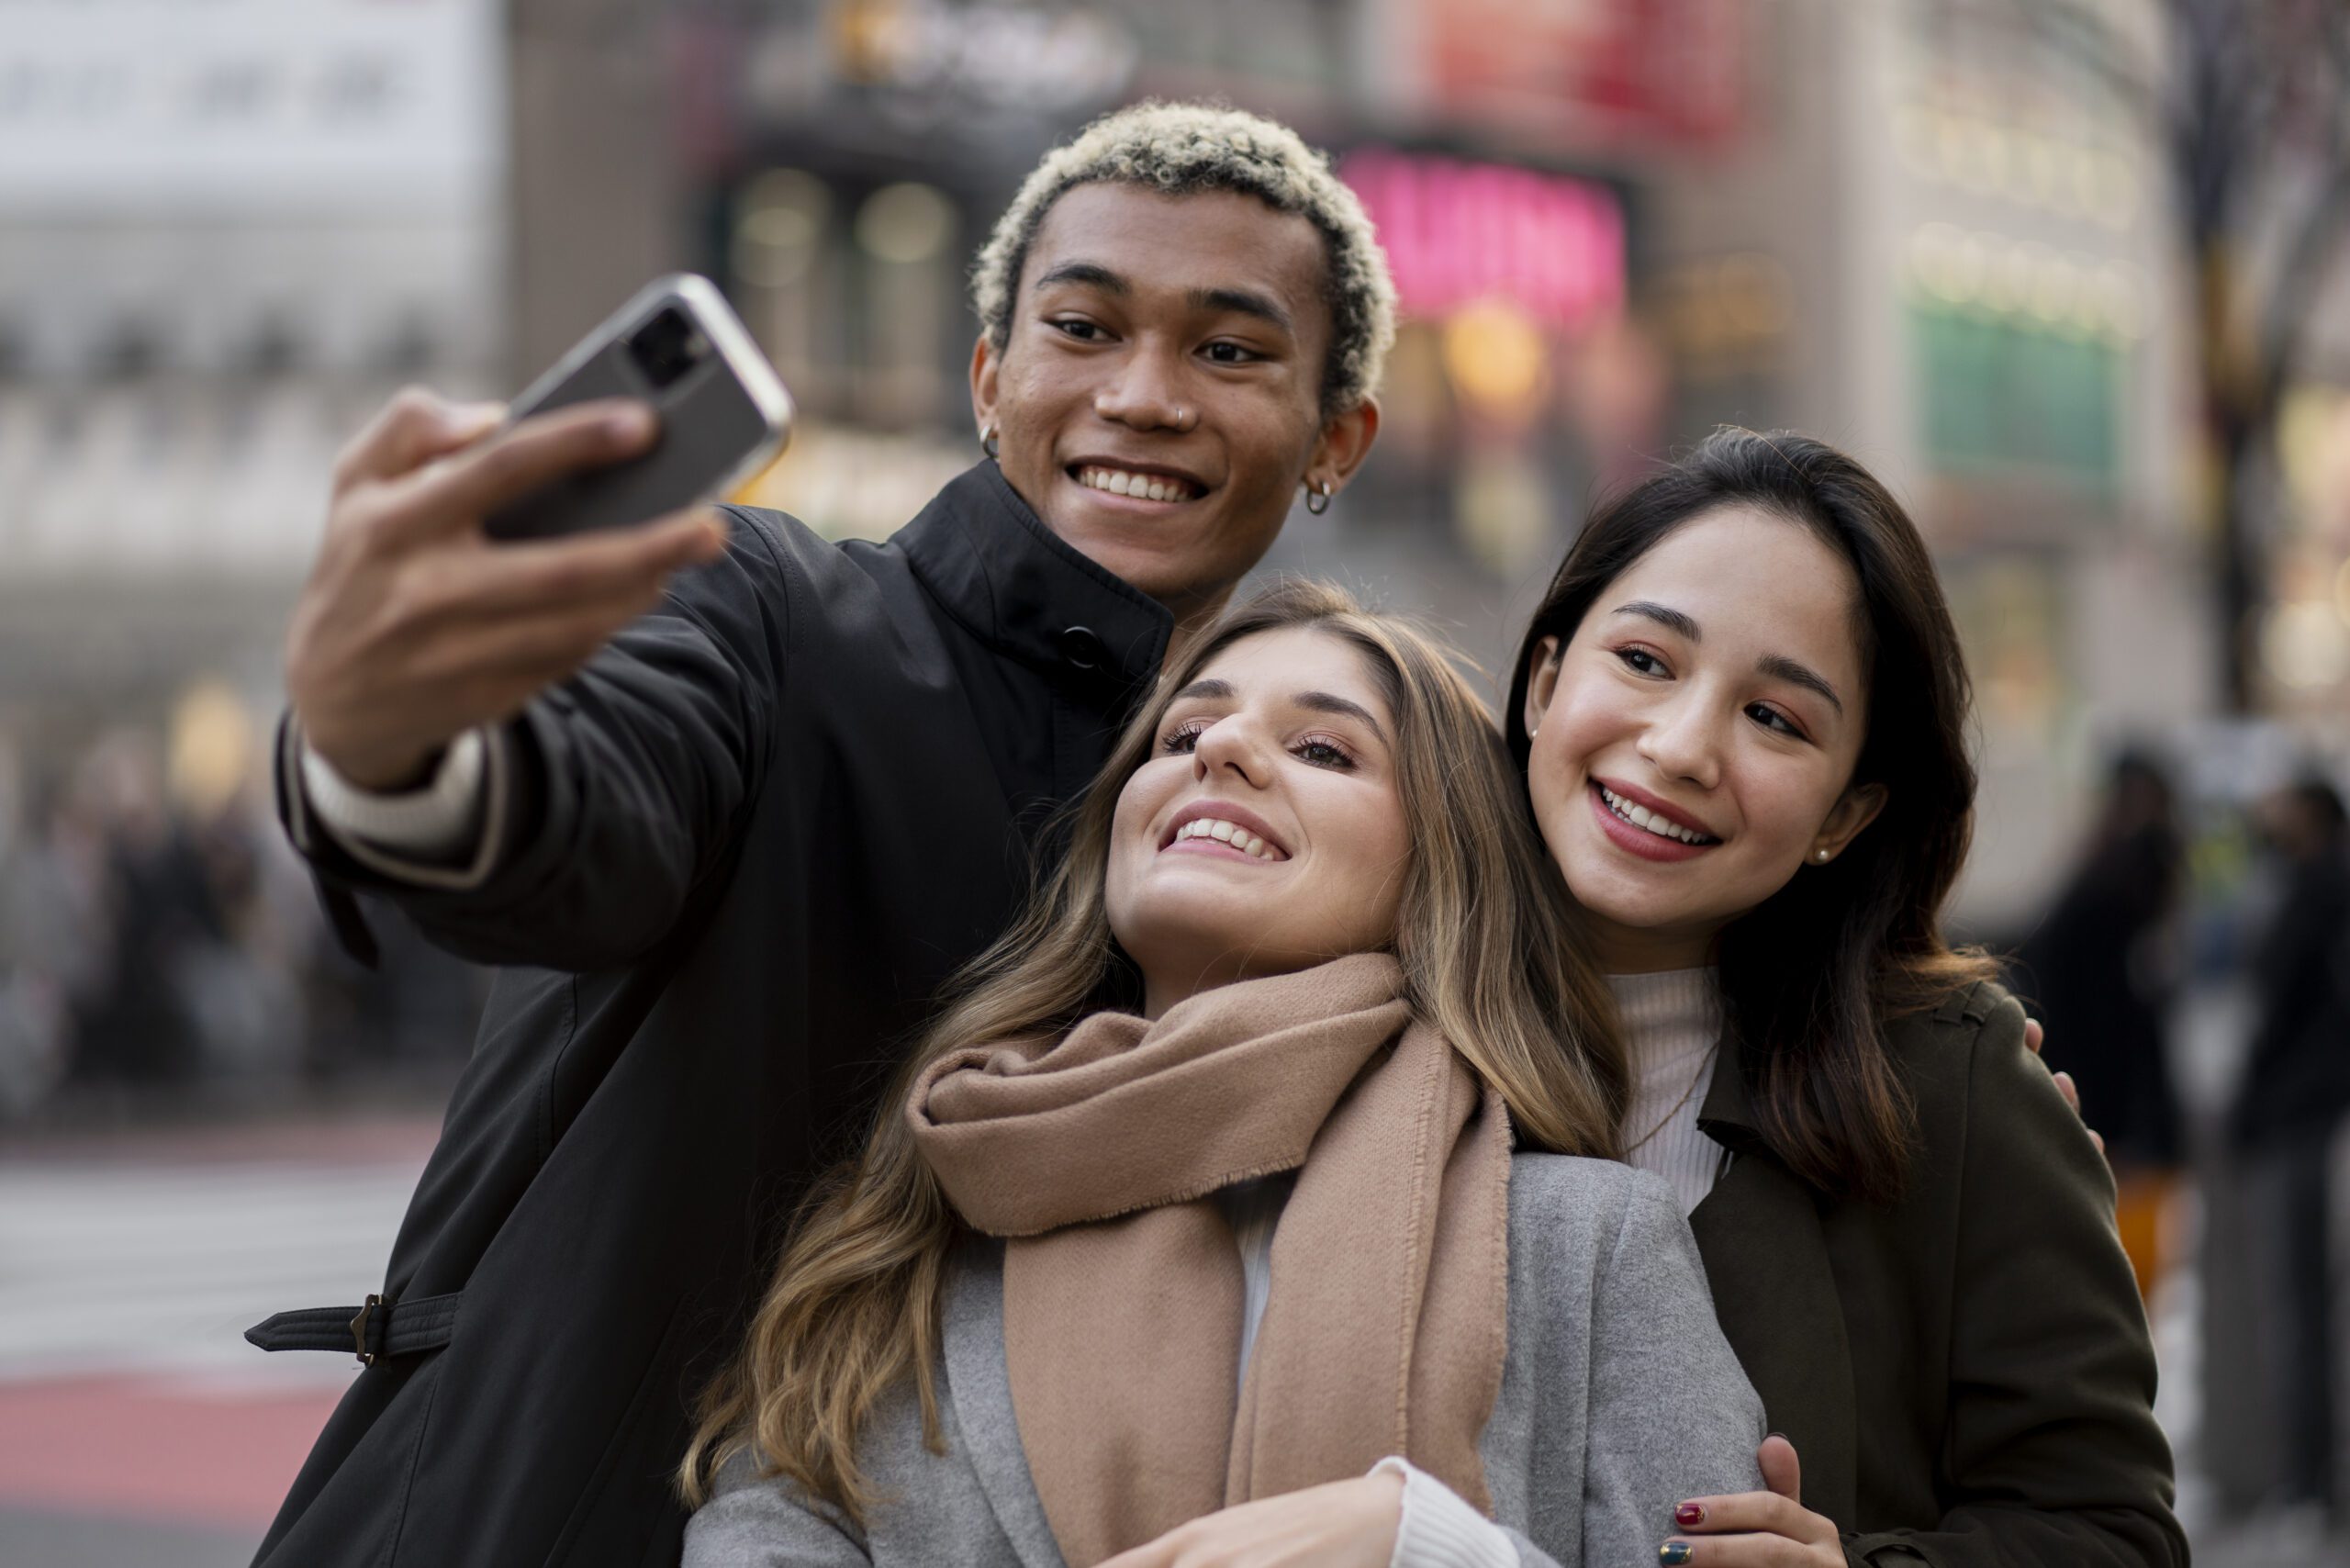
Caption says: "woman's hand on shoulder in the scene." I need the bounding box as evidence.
[2022,1014,2106,1158]
[1096,1473,1404,1568]
[1660,1436,1845,1566]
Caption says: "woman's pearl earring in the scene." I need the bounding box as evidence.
[1814,848,1831,863]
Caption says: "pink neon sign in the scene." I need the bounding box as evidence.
[1341,150,1627,331]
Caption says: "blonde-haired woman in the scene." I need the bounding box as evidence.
[683,582,1764,1567]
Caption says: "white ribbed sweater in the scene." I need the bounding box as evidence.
[1608,969,1728,1215]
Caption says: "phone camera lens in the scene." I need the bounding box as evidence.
[626,307,710,390]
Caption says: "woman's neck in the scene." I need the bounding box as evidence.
[1588,918,1719,977]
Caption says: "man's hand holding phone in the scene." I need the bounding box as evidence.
[285,388,728,791]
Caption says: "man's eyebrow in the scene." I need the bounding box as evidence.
[1757,655,1845,716]
[1294,690,1386,743]
[1611,600,1702,641]
[1191,286,1294,335]
[1171,678,1234,702]
[1033,261,1128,294]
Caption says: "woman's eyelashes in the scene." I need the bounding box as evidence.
[1157,717,1360,770]
[1291,734,1358,769]
[1606,645,1817,744]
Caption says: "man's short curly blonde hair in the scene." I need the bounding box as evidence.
[971,101,1397,414]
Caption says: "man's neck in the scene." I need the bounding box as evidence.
[1158,587,1237,678]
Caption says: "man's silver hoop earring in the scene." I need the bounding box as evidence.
[1304,479,1333,516]
[979,424,1000,461]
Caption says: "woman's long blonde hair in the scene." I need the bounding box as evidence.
[679,579,1627,1519]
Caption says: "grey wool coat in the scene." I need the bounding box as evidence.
[686,1155,1767,1568]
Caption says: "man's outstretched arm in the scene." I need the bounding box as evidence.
[280,386,780,971]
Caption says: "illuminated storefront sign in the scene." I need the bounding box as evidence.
[1342,150,1626,332]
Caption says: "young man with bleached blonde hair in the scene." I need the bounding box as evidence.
[248,102,1394,1568]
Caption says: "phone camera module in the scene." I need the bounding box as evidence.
[626,307,711,390]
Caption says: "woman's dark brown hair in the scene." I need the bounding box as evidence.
[1505,428,1996,1204]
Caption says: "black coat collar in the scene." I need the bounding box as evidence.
[1688,1027,1860,1527]
[897,462,1172,697]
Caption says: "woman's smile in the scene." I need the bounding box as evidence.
[1585,778,1722,863]
[1159,799,1290,861]
[1105,625,1408,1014]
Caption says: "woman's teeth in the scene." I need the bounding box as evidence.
[1079,465,1197,503]
[1598,786,1718,846]
[1172,817,1283,859]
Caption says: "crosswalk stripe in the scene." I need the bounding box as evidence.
[0,1156,423,1386]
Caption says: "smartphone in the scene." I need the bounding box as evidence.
[484,274,794,542]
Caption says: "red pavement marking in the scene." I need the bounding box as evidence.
[0,1112,443,1170]
[0,1373,339,1531]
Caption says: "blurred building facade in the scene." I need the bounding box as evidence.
[0,0,509,1109]
[2,0,2341,1090]
[610,0,2214,926]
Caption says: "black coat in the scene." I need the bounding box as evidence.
[1690,981,2185,1566]
[253,464,1170,1568]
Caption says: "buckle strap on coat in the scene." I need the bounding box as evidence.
[245,1291,463,1366]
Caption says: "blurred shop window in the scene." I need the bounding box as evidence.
[1337,149,1641,577]
[733,168,839,407]
[1906,224,2143,497]
[1946,554,2067,760]
[731,169,962,430]
[819,0,1139,118]
[2272,387,2350,704]
[852,181,956,426]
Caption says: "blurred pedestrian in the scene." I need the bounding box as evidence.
[2016,749,2186,1295]
[248,103,1392,1568]
[65,730,229,1087]
[2229,774,2350,1527]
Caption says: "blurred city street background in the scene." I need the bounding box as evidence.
[3,0,2348,1562]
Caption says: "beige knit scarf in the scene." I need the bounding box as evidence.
[907,953,1512,1567]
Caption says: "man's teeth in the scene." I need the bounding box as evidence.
[1079,465,1196,502]
[1598,786,1716,846]
[1172,817,1283,859]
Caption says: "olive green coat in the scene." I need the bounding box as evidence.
[1687,980,2187,1567]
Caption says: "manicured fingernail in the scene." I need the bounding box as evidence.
[1674,1503,1706,1527]
[1660,1543,1694,1566]
[607,406,655,442]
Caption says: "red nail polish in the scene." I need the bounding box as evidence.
[1675,1503,1706,1527]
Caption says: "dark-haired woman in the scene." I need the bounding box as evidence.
[1510,429,2185,1567]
